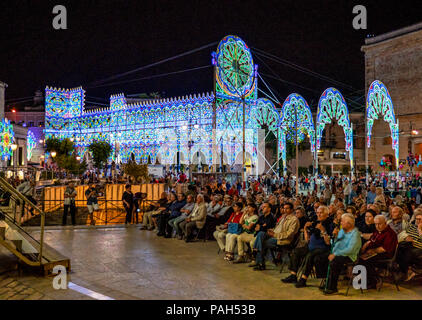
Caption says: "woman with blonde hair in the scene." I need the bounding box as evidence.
[374,187,387,212]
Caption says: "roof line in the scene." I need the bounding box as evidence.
[364,21,422,46]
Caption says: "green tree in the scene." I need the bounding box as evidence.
[45,137,86,175]
[123,161,150,183]
[88,141,112,169]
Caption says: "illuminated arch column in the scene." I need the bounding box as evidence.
[279,94,316,177]
[316,88,354,177]
[366,80,399,174]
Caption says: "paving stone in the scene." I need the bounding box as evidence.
[0,278,15,288]
[20,288,36,295]
[2,227,422,300]
[24,292,44,300]
[8,293,28,300]
[6,280,18,288]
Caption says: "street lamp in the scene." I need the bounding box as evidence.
[76,156,81,179]
[51,151,57,180]
[10,144,17,178]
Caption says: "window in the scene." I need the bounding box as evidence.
[28,121,34,127]
[38,121,44,127]
[332,152,346,159]
[18,147,23,166]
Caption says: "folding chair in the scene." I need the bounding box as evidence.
[194,227,206,242]
[375,245,400,292]
[345,260,364,296]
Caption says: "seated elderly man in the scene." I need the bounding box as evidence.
[202,194,222,239]
[395,208,422,281]
[323,213,362,294]
[140,192,168,230]
[169,194,195,239]
[282,205,335,288]
[251,202,299,271]
[179,194,207,242]
[358,215,398,289]
[204,195,234,240]
[387,206,410,243]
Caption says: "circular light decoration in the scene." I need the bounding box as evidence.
[216,35,255,97]
[27,130,37,161]
[0,118,15,161]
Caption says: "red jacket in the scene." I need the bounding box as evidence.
[226,211,242,224]
[367,225,398,258]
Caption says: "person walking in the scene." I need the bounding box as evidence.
[63,182,77,226]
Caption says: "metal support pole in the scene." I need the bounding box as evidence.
[276,128,280,179]
[212,65,217,174]
[315,114,319,196]
[396,119,400,181]
[242,98,246,186]
[295,106,299,197]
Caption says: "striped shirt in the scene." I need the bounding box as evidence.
[406,224,422,250]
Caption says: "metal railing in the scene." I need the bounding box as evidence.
[0,176,46,264]
[33,198,160,225]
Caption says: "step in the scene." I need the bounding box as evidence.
[11,239,23,252]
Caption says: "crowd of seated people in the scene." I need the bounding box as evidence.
[137,175,422,295]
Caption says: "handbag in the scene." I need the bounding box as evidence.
[228,222,242,235]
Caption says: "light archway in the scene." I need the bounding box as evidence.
[280,94,316,176]
[366,80,399,169]
[317,88,354,173]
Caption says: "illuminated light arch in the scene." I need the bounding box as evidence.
[317,87,354,172]
[279,94,316,176]
[0,118,14,161]
[252,98,280,132]
[27,130,37,161]
[366,80,399,169]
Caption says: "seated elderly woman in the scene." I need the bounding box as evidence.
[213,202,243,257]
[225,203,258,262]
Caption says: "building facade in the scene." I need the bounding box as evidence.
[362,22,422,172]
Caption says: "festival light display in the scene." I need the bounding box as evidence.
[279,94,315,175]
[27,130,37,161]
[213,35,259,170]
[366,80,399,169]
[317,87,354,172]
[45,36,397,177]
[0,118,14,161]
[44,36,279,174]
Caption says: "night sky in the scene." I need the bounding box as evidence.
[1,0,421,109]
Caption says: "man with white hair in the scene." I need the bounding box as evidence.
[323,213,362,295]
[387,206,410,242]
[396,208,422,281]
[180,194,207,242]
[358,214,398,289]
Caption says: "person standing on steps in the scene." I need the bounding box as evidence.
[63,182,77,226]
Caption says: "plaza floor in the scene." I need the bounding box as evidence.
[1,225,422,300]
